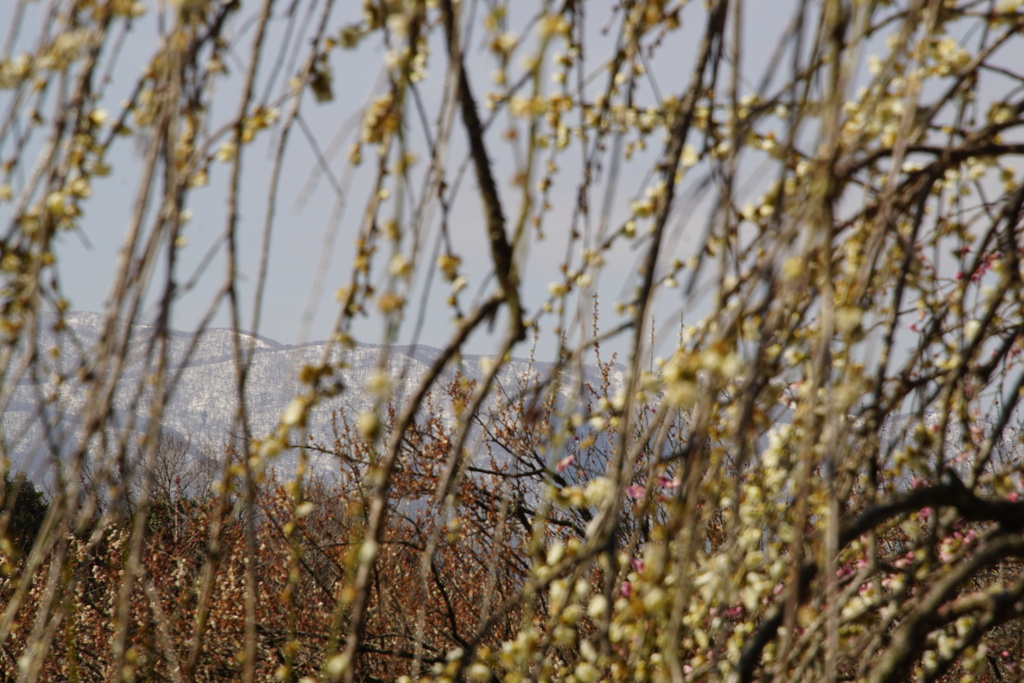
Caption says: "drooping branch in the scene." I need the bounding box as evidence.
[438,0,525,342]
[739,474,1024,680]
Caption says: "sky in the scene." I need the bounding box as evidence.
[0,0,703,361]
[2,0,1022,366]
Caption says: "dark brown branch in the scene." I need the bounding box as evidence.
[439,0,525,342]
[739,474,1024,681]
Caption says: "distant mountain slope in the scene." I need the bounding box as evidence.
[4,313,1018,492]
[1,312,624,483]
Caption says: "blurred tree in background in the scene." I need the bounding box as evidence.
[0,471,47,560]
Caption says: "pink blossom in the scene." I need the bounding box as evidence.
[625,484,646,499]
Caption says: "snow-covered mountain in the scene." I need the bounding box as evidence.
[3,312,1019,492]
[1,312,624,483]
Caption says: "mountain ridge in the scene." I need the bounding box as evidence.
[3,312,1017,492]
[2,311,625,484]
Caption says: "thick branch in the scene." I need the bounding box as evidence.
[439,0,524,341]
[738,475,1024,680]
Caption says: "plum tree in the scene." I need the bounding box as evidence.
[2,0,1024,681]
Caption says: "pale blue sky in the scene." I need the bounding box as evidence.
[3,1,1021,365]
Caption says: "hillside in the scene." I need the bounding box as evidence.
[2,312,624,484]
